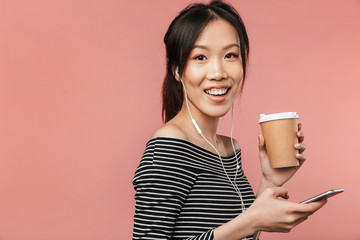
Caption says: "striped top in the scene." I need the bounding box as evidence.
[133,137,256,240]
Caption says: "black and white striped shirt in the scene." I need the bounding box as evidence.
[133,137,256,239]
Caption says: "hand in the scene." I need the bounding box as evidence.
[247,187,327,233]
[258,123,306,188]
[213,187,327,239]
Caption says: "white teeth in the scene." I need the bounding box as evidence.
[205,88,228,96]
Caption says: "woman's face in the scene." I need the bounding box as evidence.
[181,18,243,119]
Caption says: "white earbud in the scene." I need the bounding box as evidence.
[175,67,181,80]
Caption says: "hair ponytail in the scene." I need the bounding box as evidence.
[162,71,183,123]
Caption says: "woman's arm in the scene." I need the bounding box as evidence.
[212,123,327,239]
[257,123,306,196]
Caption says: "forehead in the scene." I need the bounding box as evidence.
[194,18,239,48]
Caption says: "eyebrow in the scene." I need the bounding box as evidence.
[192,43,240,50]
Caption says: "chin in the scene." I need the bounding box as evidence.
[206,106,232,118]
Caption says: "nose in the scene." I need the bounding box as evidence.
[206,59,228,81]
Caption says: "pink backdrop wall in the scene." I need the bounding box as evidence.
[1,0,359,239]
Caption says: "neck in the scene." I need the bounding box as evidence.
[178,103,220,144]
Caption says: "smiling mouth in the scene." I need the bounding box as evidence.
[204,88,230,96]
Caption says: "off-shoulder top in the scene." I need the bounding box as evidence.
[133,137,255,240]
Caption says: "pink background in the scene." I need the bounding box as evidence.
[1,0,359,239]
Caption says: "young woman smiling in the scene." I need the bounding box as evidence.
[133,1,327,239]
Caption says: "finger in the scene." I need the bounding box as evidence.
[294,143,306,154]
[258,134,268,160]
[296,153,307,163]
[258,134,265,148]
[268,187,288,199]
[280,213,309,233]
[297,131,304,143]
[291,215,309,228]
[307,198,328,212]
[298,123,302,131]
[297,199,328,213]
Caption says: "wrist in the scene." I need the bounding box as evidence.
[257,177,278,197]
[213,210,257,240]
[262,176,279,187]
[242,208,261,235]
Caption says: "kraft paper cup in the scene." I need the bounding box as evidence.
[258,112,300,168]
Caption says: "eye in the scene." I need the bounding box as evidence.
[194,55,206,61]
[225,53,239,59]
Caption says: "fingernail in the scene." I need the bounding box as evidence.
[295,143,301,148]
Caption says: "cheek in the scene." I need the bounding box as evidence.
[183,66,205,86]
[229,66,244,95]
[235,63,244,78]
[230,65,244,83]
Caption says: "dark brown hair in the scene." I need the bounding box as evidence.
[162,0,249,122]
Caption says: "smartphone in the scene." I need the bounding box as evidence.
[300,188,344,204]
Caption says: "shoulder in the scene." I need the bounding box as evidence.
[152,122,188,140]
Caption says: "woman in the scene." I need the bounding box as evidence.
[133,1,326,239]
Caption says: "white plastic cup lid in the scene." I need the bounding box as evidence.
[258,112,299,123]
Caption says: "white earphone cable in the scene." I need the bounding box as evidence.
[180,76,252,239]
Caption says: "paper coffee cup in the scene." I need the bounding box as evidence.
[258,112,300,168]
